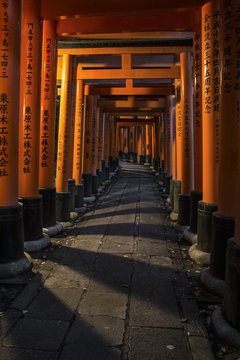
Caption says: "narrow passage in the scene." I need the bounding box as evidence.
[0,162,214,360]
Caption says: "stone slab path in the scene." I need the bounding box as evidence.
[0,162,214,360]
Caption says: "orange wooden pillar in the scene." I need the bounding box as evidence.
[208,0,239,284]
[18,0,49,250]
[55,54,73,221]
[143,124,147,161]
[123,127,128,160]
[169,98,177,207]
[151,122,156,168]
[103,113,110,180]
[129,126,135,162]
[109,116,116,171]
[177,52,194,225]
[133,125,138,163]
[82,95,96,197]
[72,77,85,208]
[0,0,32,277]
[223,0,240,331]
[188,29,203,235]
[137,126,144,164]
[119,126,124,158]
[197,0,220,252]
[38,20,58,230]
[96,109,104,185]
[159,113,164,172]
[91,97,98,194]
[155,117,161,172]
[145,124,151,164]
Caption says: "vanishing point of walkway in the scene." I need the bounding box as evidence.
[0,162,214,360]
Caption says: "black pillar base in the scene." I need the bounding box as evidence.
[56,192,71,222]
[102,160,106,180]
[158,167,164,182]
[137,154,144,164]
[18,195,43,242]
[92,175,98,194]
[0,204,25,263]
[189,190,202,234]
[104,167,110,181]
[151,157,155,168]
[118,151,124,159]
[166,176,172,195]
[97,169,103,186]
[224,238,240,331]
[162,171,168,187]
[129,152,134,163]
[173,180,181,214]
[75,183,84,208]
[127,152,130,161]
[133,152,137,163]
[155,158,160,173]
[68,179,76,212]
[197,201,218,252]
[178,193,190,226]
[82,173,92,197]
[210,213,235,280]
[169,179,175,207]
[145,154,151,164]
[38,187,56,228]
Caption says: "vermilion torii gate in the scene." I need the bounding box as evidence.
[2,0,240,346]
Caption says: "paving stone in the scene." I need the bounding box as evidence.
[0,309,21,339]
[43,265,90,289]
[26,288,82,320]
[129,327,190,360]
[189,336,215,360]
[61,246,97,268]
[138,240,169,256]
[65,315,124,346]
[129,274,181,327]
[59,344,121,360]
[3,318,69,350]
[0,348,58,360]
[78,290,128,319]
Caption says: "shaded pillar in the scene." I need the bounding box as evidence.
[72,77,84,208]
[189,30,203,235]
[165,96,173,193]
[123,127,128,160]
[18,0,49,251]
[178,52,194,226]
[197,1,220,252]
[145,124,151,164]
[97,109,104,186]
[103,113,110,181]
[39,20,58,229]
[55,54,72,221]
[129,126,134,162]
[210,0,237,281]
[137,126,143,164]
[0,0,32,278]
[91,96,98,194]
[170,100,177,207]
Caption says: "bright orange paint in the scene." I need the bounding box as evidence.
[82,95,94,174]
[180,52,194,195]
[175,79,182,181]
[146,124,151,156]
[56,54,73,192]
[72,78,84,184]
[97,109,104,170]
[91,96,98,176]
[68,64,76,179]
[103,114,110,163]
[172,102,177,180]
[123,127,128,154]
[137,127,143,155]
[201,0,220,204]
[39,20,57,189]
[18,0,42,198]
[0,0,21,206]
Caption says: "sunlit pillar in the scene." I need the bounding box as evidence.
[55,55,72,221]
[197,0,220,252]
[18,0,50,250]
[38,20,58,230]
[0,0,32,278]
[72,77,84,208]
[68,63,76,211]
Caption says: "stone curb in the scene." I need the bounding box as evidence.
[84,195,96,203]
[0,253,32,280]
[189,243,210,266]
[24,233,50,252]
[43,222,63,237]
[183,228,198,244]
[212,307,240,348]
[200,268,225,297]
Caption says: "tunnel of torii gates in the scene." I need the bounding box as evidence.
[1,0,240,343]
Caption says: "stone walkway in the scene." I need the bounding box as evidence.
[0,162,215,360]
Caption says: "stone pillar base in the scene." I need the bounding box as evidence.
[39,187,56,228]
[56,191,71,222]
[92,175,98,194]
[197,201,218,252]
[173,180,181,214]
[178,194,190,226]
[169,179,175,207]
[165,176,172,195]
[212,306,240,348]
[190,190,202,234]
[68,179,76,212]
[188,243,210,266]
[104,167,110,181]
[75,183,84,208]
[200,268,225,297]
[0,252,32,280]
[24,233,50,252]
[210,212,235,280]
[183,227,197,244]
[82,173,92,197]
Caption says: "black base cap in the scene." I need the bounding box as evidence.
[18,195,43,242]
[97,169,103,186]
[178,193,190,226]
[92,175,99,194]
[75,183,84,208]
[82,173,92,197]
[173,180,181,214]
[169,179,175,207]
[68,178,76,212]
[210,212,235,280]
[0,204,24,263]
[56,192,71,222]
[38,187,56,228]
[165,175,172,195]
[189,190,202,234]
[197,201,218,252]
[224,238,240,331]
